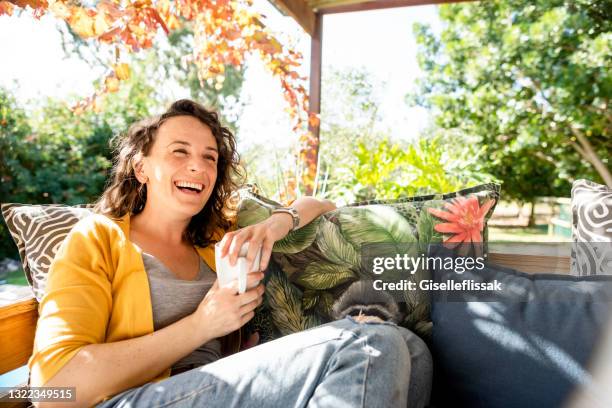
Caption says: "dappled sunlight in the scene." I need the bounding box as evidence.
[474,318,541,360]
[467,302,505,323]
[471,308,593,385]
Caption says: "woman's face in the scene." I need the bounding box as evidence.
[138,115,219,219]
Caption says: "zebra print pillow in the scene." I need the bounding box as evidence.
[1,204,93,301]
[571,180,612,276]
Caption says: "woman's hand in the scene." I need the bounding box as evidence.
[218,213,293,272]
[192,272,265,341]
[219,198,337,272]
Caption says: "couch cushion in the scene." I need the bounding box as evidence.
[430,249,612,408]
[237,183,500,342]
[1,203,93,301]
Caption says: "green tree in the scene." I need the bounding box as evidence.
[0,75,159,258]
[409,0,612,206]
[0,90,32,258]
[240,66,494,205]
[317,67,385,199]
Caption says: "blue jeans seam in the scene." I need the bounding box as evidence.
[316,328,358,384]
[149,382,215,408]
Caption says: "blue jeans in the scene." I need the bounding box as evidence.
[96,316,433,408]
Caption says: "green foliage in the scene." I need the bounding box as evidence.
[0,92,32,259]
[295,262,355,291]
[273,217,320,254]
[409,0,612,201]
[315,219,361,267]
[329,136,496,202]
[0,80,159,259]
[264,263,322,335]
[315,67,495,203]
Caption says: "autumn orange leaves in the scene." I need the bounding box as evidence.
[0,0,312,130]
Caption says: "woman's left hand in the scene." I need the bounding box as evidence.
[218,212,293,272]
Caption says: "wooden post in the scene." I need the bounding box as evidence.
[309,13,323,125]
[303,12,323,196]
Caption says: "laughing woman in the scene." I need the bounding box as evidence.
[28,99,432,408]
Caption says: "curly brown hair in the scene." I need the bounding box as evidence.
[94,99,245,247]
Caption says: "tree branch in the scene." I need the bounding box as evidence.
[517,69,612,187]
[569,125,612,187]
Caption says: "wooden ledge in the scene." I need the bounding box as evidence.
[489,243,571,274]
[0,296,38,375]
[489,252,571,274]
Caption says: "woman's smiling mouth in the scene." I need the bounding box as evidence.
[174,180,204,195]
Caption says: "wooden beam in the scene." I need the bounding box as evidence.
[268,0,317,35]
[0,296,38,375]
[316,0,474,14]
[306,12,323,195]
[308,13,323,115]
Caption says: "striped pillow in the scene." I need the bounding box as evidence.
[1,204,93,301]
[571,179,612,276]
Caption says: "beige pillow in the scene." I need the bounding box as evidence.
[1,203,93,301]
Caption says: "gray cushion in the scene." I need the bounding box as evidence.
[429,245,612,408]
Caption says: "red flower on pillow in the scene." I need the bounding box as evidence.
[427,196,495,243]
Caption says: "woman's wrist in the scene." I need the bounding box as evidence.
[268,212,294,235]
[186,311,213,345]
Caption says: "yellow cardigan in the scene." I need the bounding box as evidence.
[27,212,238,401]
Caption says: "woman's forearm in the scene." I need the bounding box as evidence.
[36,313,209,408]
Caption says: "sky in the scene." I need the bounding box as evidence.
[0,1,442,150]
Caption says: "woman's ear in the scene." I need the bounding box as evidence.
[133,154,148,184]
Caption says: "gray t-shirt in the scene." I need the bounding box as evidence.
[142,251,222,375]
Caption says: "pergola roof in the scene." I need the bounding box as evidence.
[268,0,472,35]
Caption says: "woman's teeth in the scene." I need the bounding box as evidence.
[175,181,203,192]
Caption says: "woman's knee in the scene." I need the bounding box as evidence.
[348,319,411,357]
[349,321,432,372]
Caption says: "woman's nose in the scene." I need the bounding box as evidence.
[188,159,203,173]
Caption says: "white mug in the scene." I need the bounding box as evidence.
[214,241,262,294]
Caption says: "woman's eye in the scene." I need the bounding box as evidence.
[205,155,217,163]
[174,149,188,156]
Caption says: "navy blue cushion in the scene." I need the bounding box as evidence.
[430,258,612,408]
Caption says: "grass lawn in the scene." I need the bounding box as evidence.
[2,267,28,286]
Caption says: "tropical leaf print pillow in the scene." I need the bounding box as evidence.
[237,183,500,342]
